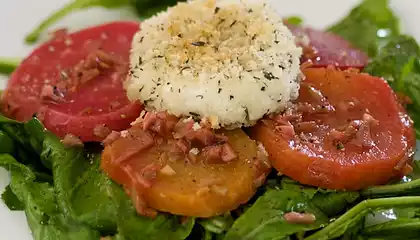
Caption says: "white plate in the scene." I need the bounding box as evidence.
[0,0,419,239]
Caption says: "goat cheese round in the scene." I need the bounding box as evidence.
[126,0,302,129]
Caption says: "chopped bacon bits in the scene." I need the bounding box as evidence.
[256,143,271,169]
[62,50,122,98]
[221,143,238,162]
[102,131,121,146]
[294,121,317,133]
[202,145,224,164]
[49,28,68,41]
[185,128,229,146]
[175,139,191,154]
[113,131,154,164]
[93,124,112,138]
[79,68,101,84]
[329,113,379,149]
[61,134,84,148]
[173,118,195,139]
[275,125,296,139]
[123,164,159,190]
[397,92,413,106]
[283,212,316,224]
[40,85,66,103]
[120,130,130,138]
[141,163,161,185]
[202,143,237,164]
[143,112,158,130]
[141,111,178,136]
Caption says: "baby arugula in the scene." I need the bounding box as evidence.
[0,117,195,240]
[224,189,330,240]
[0,0,185,75]
[24,0,184,44]
[328,0,400,58]
[329,0,420,138]
[0,154,102,240]
[2,0,420,239]
[0,57,20,75]
[364,35,420,138]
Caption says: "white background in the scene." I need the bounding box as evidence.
[0,0,419,239]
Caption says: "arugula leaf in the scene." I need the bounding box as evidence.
[364,35,420,83]
[24,0,185,44]
[360,177,420,198]
[328,0,399,57]
[280,177,360,217]
[0,130,15,155]
[0,117,194,239]
[405,160,420,181]
[0,114,18,124]
[398,58,420,137]
[311,191,360,217]
[284,16,303,26]
[364,35,420,137]
[1,185,24,211]
[280,177,319,199]
[0,57,20,75]
[0,118,50,174]
[304,197,420,240]
[131,0,185,18]
[41,130,194,239]
[0,154,101,240]
[224,189,329,240]
[24,0,132,43]
[363,219,420,238]
[361,207,420,239]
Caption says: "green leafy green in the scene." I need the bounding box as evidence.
[280,177,319,199]
[24,0,132,44]
[224,189,329,240]
[280,177,360,217]
[328,0,400,57]
[363,219,420,238]
[284,16,303,26]
[360,207,420,239]
[42,126,194,239]
[0,154,101,240]
[397,58,420,137]
[0,130,15,155]
[0,116,194,239]
[0,118,50,174]
[1,185,24,211]
[305,197,420,240]
[311,191,360,217]
[364,35,420,81]
[131,0,185,19]
[24,0,185,44]
[405,160,420,181]
[361,178,420,198]
[0,57,20,74]
[364,35,420,137]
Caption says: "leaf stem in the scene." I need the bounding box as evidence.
[305,197,420,240]
[360,178,420,198]
[0,57,21,75]
[25,0,88,44]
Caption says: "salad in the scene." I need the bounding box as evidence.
[0,0,420,239]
